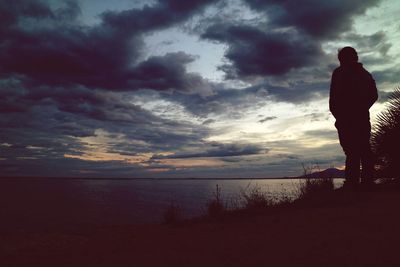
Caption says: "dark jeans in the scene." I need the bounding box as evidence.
[335,120,374,184]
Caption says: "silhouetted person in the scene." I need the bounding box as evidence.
[330,47,378,190]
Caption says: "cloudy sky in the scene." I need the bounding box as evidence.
[1,0,399,178]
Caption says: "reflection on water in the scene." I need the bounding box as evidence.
[0,178,344,230]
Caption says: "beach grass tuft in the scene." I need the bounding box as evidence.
[163,202,182,225]
[207,184,225,218]
[240,185,274,209]
[297,164,335,199]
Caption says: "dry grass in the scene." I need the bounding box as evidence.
[163,202,182,225]
[164,168,336,223]
[297,177,334,199]
[297,164,334,199]
[206,184,225,218]
[239,184,275,209]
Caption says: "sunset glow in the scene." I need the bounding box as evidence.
[1,0,399,178]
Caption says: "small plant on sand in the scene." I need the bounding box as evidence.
[163,202,181,225]
[240,185,273,209]
[207,184,225,218]
[298,164,334,199]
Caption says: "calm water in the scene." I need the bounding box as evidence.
[0,178,344,230]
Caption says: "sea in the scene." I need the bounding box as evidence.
[0,178,344,230]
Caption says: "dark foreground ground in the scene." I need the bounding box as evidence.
[1,187,400,267]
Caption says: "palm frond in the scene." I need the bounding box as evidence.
[372,86,400,178]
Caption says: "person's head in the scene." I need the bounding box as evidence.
[338,46,358,66]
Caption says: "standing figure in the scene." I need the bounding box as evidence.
[330,47,378,189]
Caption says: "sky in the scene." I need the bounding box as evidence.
[0,0,399,178]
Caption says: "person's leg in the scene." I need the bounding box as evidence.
[360,125,375,184]
[345,152,361,187]
[336,122,361,189]
[361,154,374,185]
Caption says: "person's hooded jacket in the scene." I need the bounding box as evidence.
[329,62,378,123]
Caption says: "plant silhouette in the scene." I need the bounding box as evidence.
[372,87,400,179]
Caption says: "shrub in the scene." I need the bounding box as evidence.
[207,184,225,218]
[240,185,273,209]
[372,87,400,179]
[298,177,334,199]
[298,164,334,199]
[163,202,181,225]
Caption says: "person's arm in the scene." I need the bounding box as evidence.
[367,74,378,109]
[329,70,339,119]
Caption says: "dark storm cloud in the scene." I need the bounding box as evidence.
[24,85,163,123]
[160,86,263,118]
[341,31,393,68]
[3,96,210,155]
[258,116,277,123]
[0,77,29,113]
[152,142,268,159]
[0,0,215,92]
[344,31,390,53]
[123,121,211,152]
[0,0,387,178]
[202,24,325,78]
[0,81,215,178]
[0,96,214,177]
[0,0,223,177]
[0,76,164,125]
[0,125,86,161]
[202,119,216,125]
[372,67,400,85]
[329,31,397,94]
[308,112,330,122]
[199,0,382,79]
[0,156,150,178]
[101,0,218,34]
[0,92,106,161]
[127,52,209,93]
[159,80,329,119]
[244,0,382,39]
[0,0,53,27]
[275,154,300,160]
[264,81,329,103]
